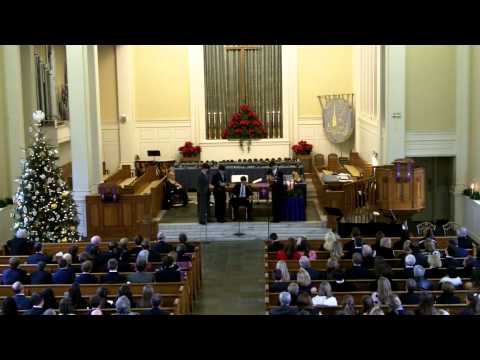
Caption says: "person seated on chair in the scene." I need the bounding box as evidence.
[231,176,253,221]
[165,171,189,208]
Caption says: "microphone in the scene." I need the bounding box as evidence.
[389,209,397,222]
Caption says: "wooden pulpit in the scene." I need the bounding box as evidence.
[375,158,425,217]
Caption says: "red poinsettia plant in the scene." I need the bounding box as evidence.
[179,141,201,157]
[222,103,267,151]
[292,140,313,155]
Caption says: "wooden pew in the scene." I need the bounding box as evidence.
[19,307,177,315]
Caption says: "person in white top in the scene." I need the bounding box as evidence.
[311,281,338,307]
[439,267,463,288]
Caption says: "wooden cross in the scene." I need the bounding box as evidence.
[224,45,260,102]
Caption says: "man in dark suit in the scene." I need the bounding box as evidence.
[270,164,285,223]
[27,242,51,264]
[100,258,126,284]
[447,240,468,258]
[179,233,195,253]
[155,256,181,282]
[143,294,170,315]
[211,164,227,223]
[2,257,29,285]
[299,256,321,280]
[443,247,462,268]
[12,281,32,310]
[331,270,357,292]
[267,233,284,252]
[197,163,210,225]
[30,261,53,284]
[152,232,172,257]
[75,260,98,284]
[85,235,102,255]
[414,265,433,291]
[345,253,371,279]
[270,292,299,315]
[400,278,421,305]
[24,293,45,315]
[128,235,144,259]
[6,229,32,256]
[231,176,253,221]
[52,258,76,284]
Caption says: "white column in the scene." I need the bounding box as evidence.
[454,45,471,226]
[282,45,298,145]
[66,45,103,237]
[188,45,205,145]
[2,45,26,196]
[115,45,138,165]
[20,45,37,145]
[382,45,406,163]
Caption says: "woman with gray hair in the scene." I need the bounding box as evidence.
[275,260,291,282]
[115,295,138,315]
[287,282,299,306]
[136,250,154,272]
[325,257,340,280]
[426,251,443,279]
[361,244,375,269]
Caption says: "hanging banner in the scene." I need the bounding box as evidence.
[318,94,355,144]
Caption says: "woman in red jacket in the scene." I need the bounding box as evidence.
[276,237,302,260]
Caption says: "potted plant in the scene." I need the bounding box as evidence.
[292,140,313,173]
[222,103,267,152]
[179,141,201,162]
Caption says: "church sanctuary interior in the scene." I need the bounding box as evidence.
[1,44,480,316]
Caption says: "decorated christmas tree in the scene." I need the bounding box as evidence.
[11,111,79,243]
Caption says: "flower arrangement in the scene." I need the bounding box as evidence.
[179,141,201,157]
[292,140,313,155]
[222,104,267,151]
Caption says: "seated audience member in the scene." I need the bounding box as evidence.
[443,247,462,269]
[296,236,311,255]
[117,284,137,308]
[414,265,433,291]
[439,267,463,289]
[447,239,468,258]
[296,268,312,293]
[115,295,138,315]
[373,231,385,252]
[128,259,155,284]
[2,297,18,316]
[321,231,337,252]
[329,242,344,260]
[461,294,480,315]
[415,292,439,315]
[361,296,374,315]
[471,269,480,291]
[102,241,120,264]
[426,251,444,279]
[3,257,29,285]
[462,256,475,278]
[361,245,375,269]
[137,285,154,308]
[6,229,32,256]
[179,233,195,253]
[52,258,76,284]
[68,244,80,264]
[96,287,114,309]
[276,237,302,261]
[27,242,51,264]
[325,258,340,280]
[42,309,57,315]
[400,279,421,305]
[312,281,338,307]
[90,309,103,315]
[30,261,53,285]
[75,260,98,284]
[386,295,409,316]
[176,244,192,262]
[117,238,132,272]
[287,282,300,306]
[271,270,289,293]
[377,277,393,305]
[398,240,413,264]
[25,293,45,315]
[404,254,416,279]
[12,281,31,310]
[343,227,363,257]
[436,282,461,304]
[367,306,385,315]
[88,295,105,314]
[331,270,356,292]
[270,292,299,315]
[100,258,126,284]
[337,295,356,315]
[297,291,315,315]
[144,293,170,315]
[457,227,472,249]
[62,253,74,269]
[422,238,436,256]
[345,253,370,279]
[155,256,181,283]
[41,288,58,311]
[128,235,144,258]
[58,297,76,315]
[68,283,87,309]
[299,256,321,280]
[267,233,283,252]
[152,232,172,256]
[393,228,410,250]
[376,237,394,259]
[85,235,102,255]
[419,228,436,248]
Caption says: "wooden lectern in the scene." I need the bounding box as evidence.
[374,158,425,219]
